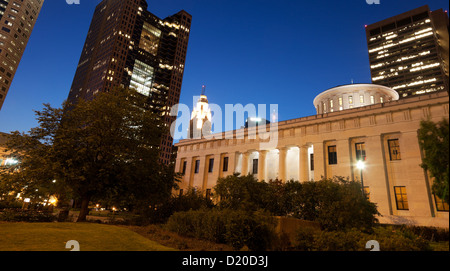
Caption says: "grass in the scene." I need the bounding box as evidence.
[0,222,177,251]
[430,241,449,251]
[123,224,235,251]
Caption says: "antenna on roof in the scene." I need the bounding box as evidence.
[201,85,206,96]
[351,79,354,84]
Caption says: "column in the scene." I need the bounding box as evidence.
[175,156,182,174]
[313,142,325,182]
[258,150,267,181]
[299,145,309,182]
[228,152,237,176]
[241,151,249,176]
[210,153,221,187]
[278,147,287,182]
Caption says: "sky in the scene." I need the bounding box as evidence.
[0,0,448,138]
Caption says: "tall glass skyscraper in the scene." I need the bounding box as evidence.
[68,0,191,165]
[0,0,44,110]
[366,5,449,98]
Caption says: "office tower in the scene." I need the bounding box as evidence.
[68,0,191,165]
[366,5,449,98]
[0,0,44,110]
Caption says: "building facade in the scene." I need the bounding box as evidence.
[67,0,191,165]
[366,5,449,99]
[0,0,44,110]
[175,89,449,228]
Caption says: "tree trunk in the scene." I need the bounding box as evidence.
[77,195,91,222]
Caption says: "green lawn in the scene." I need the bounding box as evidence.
[0,222,177,251]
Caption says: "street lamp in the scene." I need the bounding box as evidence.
[356,160,365,197]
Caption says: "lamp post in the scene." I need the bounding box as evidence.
[356,160,365,197]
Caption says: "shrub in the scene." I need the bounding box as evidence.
[127,188,214,225]
[372,227,431,251]
[213,175,380,232]
[0,209,57,222]
[291,226,431,251]
[292,226,319,251]
[0,200,23,210]
[396,225,449,242]
[166,209,277,251]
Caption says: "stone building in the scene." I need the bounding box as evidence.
[174,85,449,228]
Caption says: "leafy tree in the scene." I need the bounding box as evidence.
[418,118,449,204]
[213,174,379,231]
[0,88,178,221]
[214,173,270,211]
[311,177,380,231]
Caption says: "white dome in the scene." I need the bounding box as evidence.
[313,84,399,114]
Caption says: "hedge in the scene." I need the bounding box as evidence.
[166,209,277,251]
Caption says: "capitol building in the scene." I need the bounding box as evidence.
[174,84,449,228]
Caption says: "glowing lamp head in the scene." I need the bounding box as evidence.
[356,160,365,170]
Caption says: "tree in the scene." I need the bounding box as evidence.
[418,118,449,204]
[212,174,379,231]
[214,173,270,211]
[0,88,178,221]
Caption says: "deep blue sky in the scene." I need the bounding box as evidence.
[0,0,448,137]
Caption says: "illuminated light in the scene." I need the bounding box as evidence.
[393,84,406,90]
[424,78,437,83]
[4,158,18,166]
[24,198,30,203]
[356,160,365,170]
[385,34,397,40]
[415,27,433,35]
[408,80,424,87]
[371,63,384,69]
[372,76,385,81]
[410,63,440,72]
[49,196,58,206]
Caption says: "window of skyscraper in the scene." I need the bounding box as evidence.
[139,22,161,56]
[130,60,154,97]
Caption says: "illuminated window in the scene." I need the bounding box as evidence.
[380,97,384,103]
[139,22,161,56]
[360,95,365,104]
[394,186,409,210]
[349,96,353,104]
[434,195,449,212]
[370,96,375,104]
[355,142,366,161]
[388,139,401,161]
[130,60,154,96]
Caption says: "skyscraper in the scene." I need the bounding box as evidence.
[68,0,191,165]
[0,0,44,110]
[366,5,449,98]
